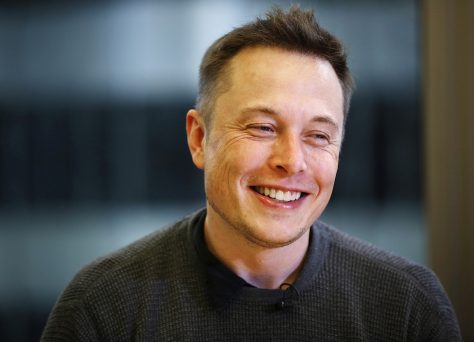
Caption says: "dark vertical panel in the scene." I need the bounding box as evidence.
[373,99,388,203]
[0,108,5,204]
[69,106,108,202]
[108,105,148,202]
[30,108,71,204]
[0,108,31,206]
[332,94,377,201]
[147,101,203,203]
[383,94,421,201]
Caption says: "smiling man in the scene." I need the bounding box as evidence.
[187,46,344,289]
[42,6,461,341]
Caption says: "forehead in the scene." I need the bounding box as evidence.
[214,46,344,125]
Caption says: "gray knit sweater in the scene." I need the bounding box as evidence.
[41,209,461,341]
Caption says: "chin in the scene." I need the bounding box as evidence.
[243,226,309,249]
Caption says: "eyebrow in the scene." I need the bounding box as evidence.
[240,105,340,132]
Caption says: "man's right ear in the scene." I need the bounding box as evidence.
[186,109,206,170]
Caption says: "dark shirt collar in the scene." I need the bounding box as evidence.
[190,209,327,309]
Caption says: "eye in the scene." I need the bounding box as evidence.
[256,125,274,132]
[248,124,275,135]
[309,132,330,146]
[315,133,328,140]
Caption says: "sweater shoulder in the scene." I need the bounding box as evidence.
[58,211,200,303]
[316,221,444,297]
[316,221,460,339]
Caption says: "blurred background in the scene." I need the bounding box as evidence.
[0,0,448,340]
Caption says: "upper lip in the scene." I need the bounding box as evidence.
[250,184,311,194]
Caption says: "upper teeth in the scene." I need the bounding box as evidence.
[255,186,302,202]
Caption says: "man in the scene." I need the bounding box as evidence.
[42,6,461,341]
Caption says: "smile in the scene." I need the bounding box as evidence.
[253,186,303,202]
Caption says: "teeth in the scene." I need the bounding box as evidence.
[270,188,276,198]
[255,187,302,202]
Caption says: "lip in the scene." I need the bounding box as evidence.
[249,186,308,209]
[250,184,311,194]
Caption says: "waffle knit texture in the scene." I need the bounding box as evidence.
[41,209,461,341]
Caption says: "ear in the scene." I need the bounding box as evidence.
[186,109,206,169]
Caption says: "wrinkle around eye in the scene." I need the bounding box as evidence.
[317,142,341,160]
[210,127,258,151]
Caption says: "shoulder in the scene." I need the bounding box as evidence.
[315,221,453,309]
[41,210,206,340]
[59,209,204,304]
[315,221,461,340]
[316,220,436,286]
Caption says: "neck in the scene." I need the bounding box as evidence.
[203,215,310,289]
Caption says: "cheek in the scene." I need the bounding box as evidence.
[309,156,339,186]
[204,146,249,192]
[221,139,269,170]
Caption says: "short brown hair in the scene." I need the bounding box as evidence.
[196,5,354,128]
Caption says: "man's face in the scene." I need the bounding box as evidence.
[189,46,344,248]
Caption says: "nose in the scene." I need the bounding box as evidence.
[269,132,307,175]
